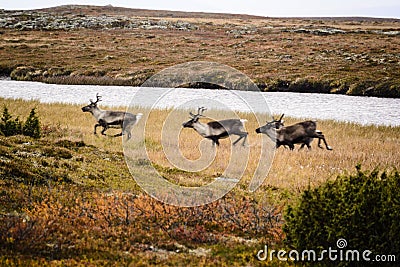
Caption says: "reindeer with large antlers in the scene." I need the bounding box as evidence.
[81,94,143,140]
[182,107,248,146]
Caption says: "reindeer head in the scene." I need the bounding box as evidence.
[271,114,285,129]
[182,107,207,128]
[255,114,284,134]
[82,93,102,113]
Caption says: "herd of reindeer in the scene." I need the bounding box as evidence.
[82,94,333,151]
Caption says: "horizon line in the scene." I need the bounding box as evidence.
[2,4,400,20]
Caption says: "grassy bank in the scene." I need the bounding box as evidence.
[0,98,399,265]
[1,6,400,97]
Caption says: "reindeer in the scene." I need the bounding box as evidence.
[182,107,248,146]
[81,94,142,140]
[266,114,314,150]
[255,114,332,150]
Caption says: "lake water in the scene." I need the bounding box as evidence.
[0,80,399,126]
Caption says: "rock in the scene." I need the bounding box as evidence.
[103,55,114,60]
[188,247,211,257]
[279,54,292,60]
[290,27,346,35]
[10,66,37,80]
[0,10,199,31]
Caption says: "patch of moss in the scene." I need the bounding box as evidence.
[55,139,87,150]
[42,147,73,159]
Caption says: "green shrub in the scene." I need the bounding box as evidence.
[0,106,22,136]
[23,108,41,138]
[284,165,400,265]
[0,106,41,138]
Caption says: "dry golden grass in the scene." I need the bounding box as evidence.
[1,97,399,203]
[1,96,399,265]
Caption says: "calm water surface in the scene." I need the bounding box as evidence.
[0,80,399,126]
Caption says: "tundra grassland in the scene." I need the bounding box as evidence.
[0,97,399,266]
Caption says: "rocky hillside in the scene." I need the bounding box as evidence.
[0,8,198,31]
[1,5,400,97]
[1,6,399,33]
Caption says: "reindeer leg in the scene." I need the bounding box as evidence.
[232,132,248,146]
[208,137,217,146]
[95,120,107,135]
[121,128,132,140]
[317,137,323,149]
[320,136,332,150]
[314,133,333,150]
[276,141,282,149]
[114,122,124,138]
[123,121,136,141]
[306,143,312,150]
[100,124,109,136]
[306,138,313,150]
[213,138,220,146]
[94,123,101,134]
[241,134,248,146]
[101,126,108,136]
[232,136,243,146]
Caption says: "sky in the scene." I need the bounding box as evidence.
[1,0,400,19]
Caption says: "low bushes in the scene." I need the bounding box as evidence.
[0,190,283,262]
[284,165,400,265]
[261,78,400,98]
[9,66,155,86]
[288,78,332,94]
[0,106,41,138]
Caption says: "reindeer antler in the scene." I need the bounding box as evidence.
[90,93,102,104]
[95,93,102,103]
[189,107,207,118]
[198,107,207,115]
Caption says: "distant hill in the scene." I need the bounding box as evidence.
[1,4,400,97]
[38,4,267,20]
[38,4,400,22]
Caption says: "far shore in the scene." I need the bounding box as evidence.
[1,5,400,98]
